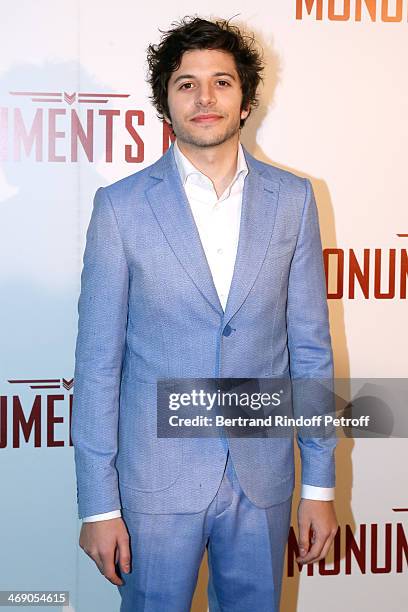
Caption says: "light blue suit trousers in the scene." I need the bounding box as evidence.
[117,449,292,612]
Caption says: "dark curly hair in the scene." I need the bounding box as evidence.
[146,15,264,128]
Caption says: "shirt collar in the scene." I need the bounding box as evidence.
[173,138,248,191]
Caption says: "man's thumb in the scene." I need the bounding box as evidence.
[118,540,131,573]
[298,525,310,556]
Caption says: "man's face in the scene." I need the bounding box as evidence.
[165,48,249,148]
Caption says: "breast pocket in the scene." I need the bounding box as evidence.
[268,233,298,261]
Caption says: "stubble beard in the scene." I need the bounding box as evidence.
[170,114,241,149]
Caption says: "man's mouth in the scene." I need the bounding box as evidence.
[191,114,223,124]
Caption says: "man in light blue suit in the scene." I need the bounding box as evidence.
[71,16,338,611]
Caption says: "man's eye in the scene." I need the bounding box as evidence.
[218,80,230,86]
[180,83,193,89]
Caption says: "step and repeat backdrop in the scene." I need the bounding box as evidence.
[0,1,407,611]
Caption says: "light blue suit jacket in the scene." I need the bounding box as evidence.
[71,142,336,518]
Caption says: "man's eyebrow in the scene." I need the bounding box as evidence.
[172,71,237,85]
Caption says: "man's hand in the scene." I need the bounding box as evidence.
[79,517,131,586]
[296,499,338,564]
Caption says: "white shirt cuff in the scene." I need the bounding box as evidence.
[301,485,335,501]
[82,510,122,522]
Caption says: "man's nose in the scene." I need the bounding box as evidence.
[195,83,216,107]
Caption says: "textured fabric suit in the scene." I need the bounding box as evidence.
[71,142,336,607]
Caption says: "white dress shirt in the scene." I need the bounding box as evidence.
[82,139,334,522]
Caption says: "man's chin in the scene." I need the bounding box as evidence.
[175,129,238,149]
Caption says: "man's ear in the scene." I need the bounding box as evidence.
[240,105,250,121]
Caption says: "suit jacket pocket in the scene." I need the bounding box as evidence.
[268,233,298,260]
[116,379,183,492]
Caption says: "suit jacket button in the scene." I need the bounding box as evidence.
[223,324,233,337]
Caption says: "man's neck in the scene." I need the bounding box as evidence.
[175,135,240,199]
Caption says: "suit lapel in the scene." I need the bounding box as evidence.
[145,145,223,314]
[144,143,281,321]
[223,147,281,324]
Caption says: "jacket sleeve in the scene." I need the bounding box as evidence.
[286,178,337,489]
[71,187,129,519]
